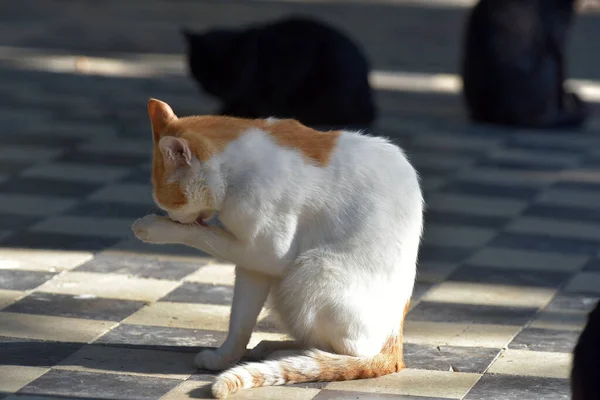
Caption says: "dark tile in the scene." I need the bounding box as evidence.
[95,324,227,351]
[119,169,151,184]
[504,138,584,154]
[160,282,233,305]
[0,178,100,198]
[545,293,600,313]
[0,160,31,175]
[404,343,499,373]
[449,265,570,288]
[0,269,55,290]
[1,232,119,252]
[64,201,153,219]
[425,210,508,229]
[0,134,81,148]
[419,245,474,263]
[255,313,285,333]
[0,213,40,230]
[580,157,600,169]
[4,292,146,321]
[475,159,566,172]
[19,369,180,400]
[464,374,570,400]
[412,282,434,302]
[533,310,590,330]
[313,391,448,400]
[407,301,538,325]
[509,327,579,353]
[582,258,600,272]
[0,336,82,367]
[523,204,600,224]
[490,232,600,255]
[553,181,600,192]
[289,382,330,389]
[58,151,148,167]
[188,373,216,382]
[77,253,202,280]
[440,181,539,200]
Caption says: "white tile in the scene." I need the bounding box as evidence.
[488,349,572,378]
[423,282,556,308]
[0,365,49,392]
[0,312,114,342]
[161,380,320,400]
[561,168,600,185]
[326,368,481,399]
[0,248,93,271]
[123,301,278,337]
[37,271,181,301]
[0,289,25,309]
[404,321,520,348]
[183,262,236,286]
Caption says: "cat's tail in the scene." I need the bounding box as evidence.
[210,335,403,399]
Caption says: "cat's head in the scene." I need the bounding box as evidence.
[147,98,229,225]
[182,28,251,100]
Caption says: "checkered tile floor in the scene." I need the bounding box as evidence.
[1,1,600,399]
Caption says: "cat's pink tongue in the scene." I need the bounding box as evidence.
[196,217,208,227]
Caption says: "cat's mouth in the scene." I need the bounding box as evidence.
[193,211,215,227]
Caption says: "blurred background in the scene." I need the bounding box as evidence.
[0,1,599,399]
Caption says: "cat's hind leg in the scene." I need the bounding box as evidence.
[248,340,303,361]
[195,266,272,370]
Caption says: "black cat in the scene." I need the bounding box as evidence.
[572,300,600,400]
[182,16,375,129]
[461,0,589,129]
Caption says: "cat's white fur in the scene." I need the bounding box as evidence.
[133,125,423,398]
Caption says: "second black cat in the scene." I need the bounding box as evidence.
[572,300,600,400]
[182,16,376,129]
[461,0,589,129]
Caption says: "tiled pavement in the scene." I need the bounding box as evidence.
[1,1,600,399]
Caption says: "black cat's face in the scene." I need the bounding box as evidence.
[182,29,243,99]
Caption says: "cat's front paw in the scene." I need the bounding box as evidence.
[194,349,239,371]
[132,214,179,244]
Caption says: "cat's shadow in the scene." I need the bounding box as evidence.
[187,384,215,399]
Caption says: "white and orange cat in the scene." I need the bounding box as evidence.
[132,98,424,398]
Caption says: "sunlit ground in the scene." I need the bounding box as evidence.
[0,1,599,399]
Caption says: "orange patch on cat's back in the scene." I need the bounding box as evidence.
[162,116,340,167]
[266,119,341,167]
[163,116,254,162]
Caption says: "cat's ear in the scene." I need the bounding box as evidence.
[158,136,192,167]
[181,27,195,42]
[148,98,177,142]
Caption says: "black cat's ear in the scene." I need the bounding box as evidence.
[181,27,195,42]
